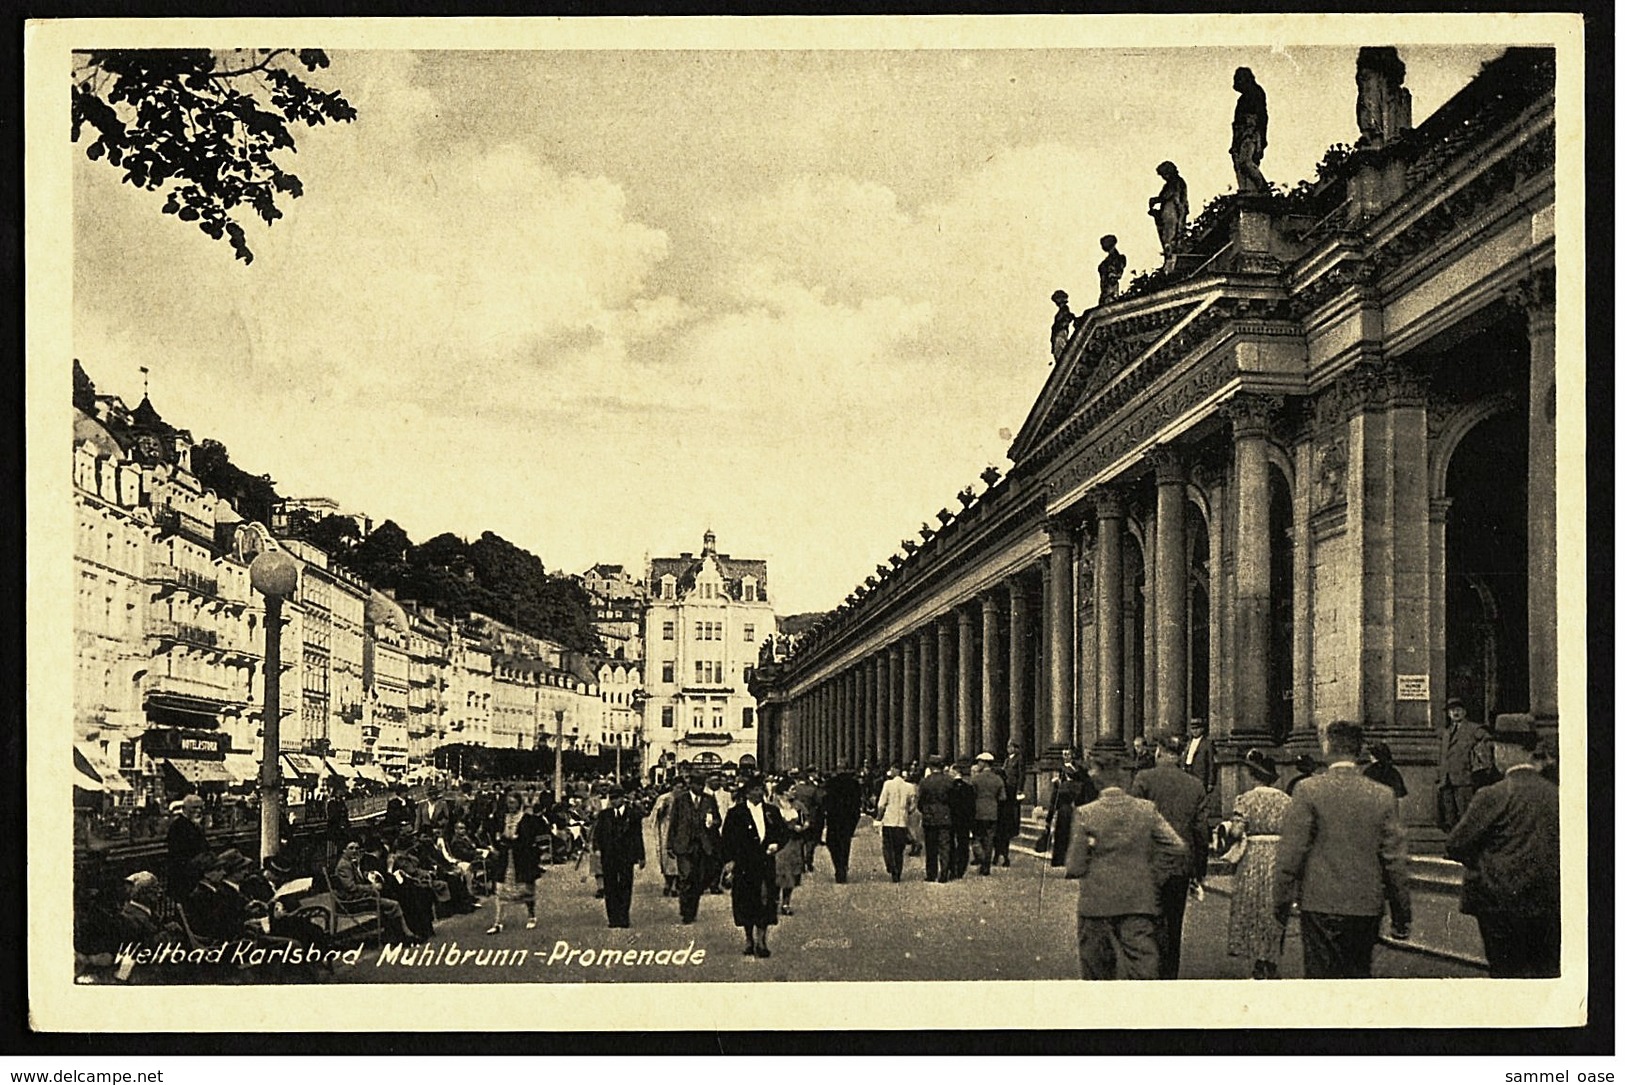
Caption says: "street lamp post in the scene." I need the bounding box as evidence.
[250,548,299,861]
[553,708,565,798]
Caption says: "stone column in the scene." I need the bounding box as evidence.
[1516,272,1558,722]
[956,608,975,759]
[866,654,880,768]
[901,635,919,765]
[1093,488,1126,748]
[845,667,858,768]
[1045,518,1076,752]
[876,649,892,769]
[980,590,1000,755]
[1007,578,1031,757]
[935,617,953,759]
[888,642,905,767]
[1227,393,1276,739]
[916,628,933,762]
[1150,445,1189,735]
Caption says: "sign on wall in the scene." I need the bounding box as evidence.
[1395,674,1431,701]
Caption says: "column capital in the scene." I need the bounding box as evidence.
[1221,391,1284,439]
[957,607,975,629]
[1146,443,1185,485]
[1043,516,1077,549]
[1089,485,1126,520]
[1503,266,1556,321]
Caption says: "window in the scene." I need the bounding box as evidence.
[699,582,715,600]
[742,578,757,602]
[661,661,674,683]
[661,576,675,600]
[712,710,725,729]
[743,665,755,684]
[692,708,704,730]
[743,623,755,642]
[742,707,754,729]
[662,621,674,641]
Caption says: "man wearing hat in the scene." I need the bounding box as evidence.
[874,765,918,883]
[1437,697,1494,830]
[1445,714,1560,977]
[995,739,1024,867]
[1130,732,1210,977]
[1065,750,1189,980]
[916,755,955,884]
[667,772,722,924]
[182,852,238,943]
[593,786,646,928]
[116,871,167,951]
[947,761,977,880]
[1284,753,1320,796]
[821,761,864,885]
[1273,721,1412,978]
[969,754,1006,876]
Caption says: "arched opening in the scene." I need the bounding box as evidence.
[1187,502,1211,725]
[1445,413,1528,721]
[1268,466,1295,745]
[1122,531,1146,740]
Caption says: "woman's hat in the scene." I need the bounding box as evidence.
[1242,748,1279,784]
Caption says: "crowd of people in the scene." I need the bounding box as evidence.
[78,706,1561,984]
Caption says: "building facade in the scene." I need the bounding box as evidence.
[643,531,774,772]
[402,602,451,770]
[364,590,413,771]
[753,49,1561,845]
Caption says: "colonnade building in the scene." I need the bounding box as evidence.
[751,48,1560,842]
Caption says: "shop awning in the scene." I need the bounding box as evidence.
[161,757,235,786]
[355,763,391,784]
[221,752,262,785]
[279,752,324,783]
[74,742,133,792]
[74,762,104,791]
[324,759,360,780]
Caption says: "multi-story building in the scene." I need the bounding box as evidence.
[72,408,152,802]
[271,495,374,538]
[402,601,451,770]
[579,563,647,663]
[279,537,370,767]
[446,621,494,747]
[642,530,774,772]
[596,659,643,771]
[364,590,412,772]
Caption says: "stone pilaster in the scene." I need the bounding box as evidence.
[1092,488,1126,749]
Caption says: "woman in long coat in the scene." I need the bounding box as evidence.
[484,789,544,934]
[772,778,808,915]
[720,775,790,958]
[650,782,679,897]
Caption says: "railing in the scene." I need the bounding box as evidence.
[148,563,220,598]
[153,506,216,546]
[147,618,219,649]
[141,670,234,701]
[73,790,403,852]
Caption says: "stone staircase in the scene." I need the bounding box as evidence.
[1014,812,1487,969]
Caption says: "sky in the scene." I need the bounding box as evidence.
[72,36,1505,614]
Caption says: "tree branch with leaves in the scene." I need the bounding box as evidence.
[71,48,357,264]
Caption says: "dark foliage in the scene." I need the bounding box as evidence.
[71,48,357,263]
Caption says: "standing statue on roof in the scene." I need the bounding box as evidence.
[1230,67,1269,194]
[1147,162,1188,273]
[1355,47,1412,150]
[1049,291,1075,363]
[1097,235,1126,303]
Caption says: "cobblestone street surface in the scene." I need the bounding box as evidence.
[328,818,1481,984]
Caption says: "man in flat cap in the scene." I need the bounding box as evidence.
[1437,696,1494,830]
[970,754,1006,876]
[1065,750,1189,980]
[594,786,646,929]
[916,755,955,884]
[1446,714,1560,977]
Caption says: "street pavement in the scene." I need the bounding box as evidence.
[325,816,1481,984]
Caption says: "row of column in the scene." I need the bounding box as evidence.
[789,582,1040,771]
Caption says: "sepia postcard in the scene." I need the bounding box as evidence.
[25,12,1591,1033]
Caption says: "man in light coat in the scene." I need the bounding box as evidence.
[874,765,918,883]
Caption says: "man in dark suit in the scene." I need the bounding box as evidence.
[666,772,721,924]
[165,794,209,898]
[1182,719,1217,795]
[947,762,977,880]
[1446,714,1560,977]
[1274,721,1412,977]
[1129,731,1209,978]
[916,755,955,884]
[821,762,863,884]
[1437,697,1494,830]
[969,754,1006,876]
[414,787,454,839]
[593,786,647,928]
[1065,751,1189,980]
[996,740,1025,867]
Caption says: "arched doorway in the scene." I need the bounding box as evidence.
[1445,413,1528,722]
[1188,501,1211,725]
[1268,466,1295,745]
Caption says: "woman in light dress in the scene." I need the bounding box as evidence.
[1225,749,1292,978]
